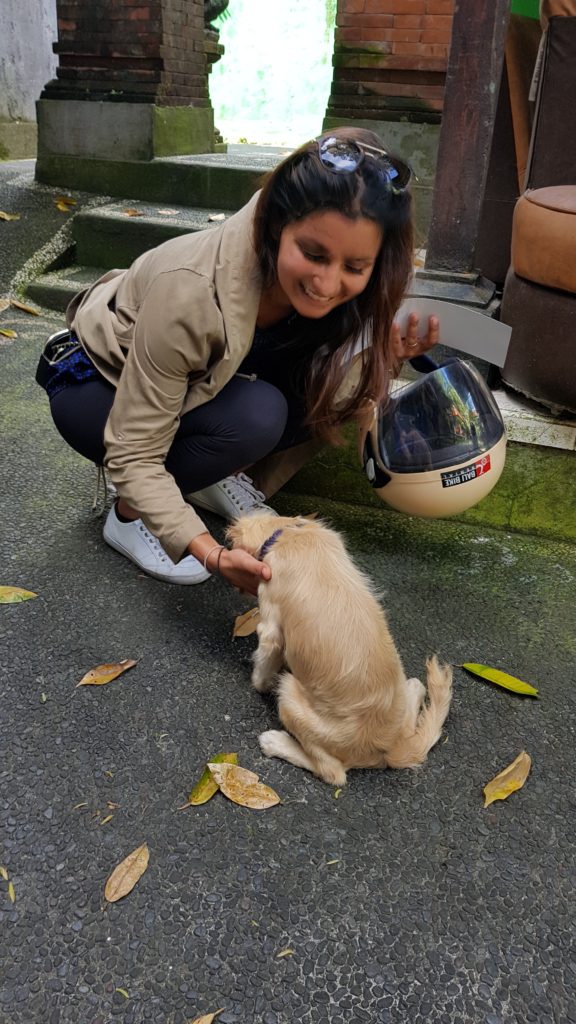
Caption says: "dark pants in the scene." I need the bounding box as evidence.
[49,374,310,494]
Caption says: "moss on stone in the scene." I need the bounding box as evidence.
[152,106,215,158]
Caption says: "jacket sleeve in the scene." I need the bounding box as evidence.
[103,268,225,562]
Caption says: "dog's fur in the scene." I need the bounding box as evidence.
[226,513,453,786]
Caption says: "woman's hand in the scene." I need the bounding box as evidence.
[188,532,271,595]
[216,547,271,596]
[391,313,439,362]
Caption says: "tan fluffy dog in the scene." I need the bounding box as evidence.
[226,513,453,786]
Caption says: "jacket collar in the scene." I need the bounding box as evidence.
[214,192,263,362]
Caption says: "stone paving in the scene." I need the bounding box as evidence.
[1,160,576,1024]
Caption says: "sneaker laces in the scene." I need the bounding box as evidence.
[92,464,117,516]
[221,472,268,512]
[138,522,170,563]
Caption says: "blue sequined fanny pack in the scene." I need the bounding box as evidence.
[36,329,102,398]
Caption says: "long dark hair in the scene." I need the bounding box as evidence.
[253,127,414,443]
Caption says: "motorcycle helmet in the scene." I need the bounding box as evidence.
[363,357,506,518]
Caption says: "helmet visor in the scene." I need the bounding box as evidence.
[377,361,505,473]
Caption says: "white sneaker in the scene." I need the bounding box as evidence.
[103,505,210,584]
[187,472,278,521]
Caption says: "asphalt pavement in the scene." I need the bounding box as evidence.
[1,159,576,1024]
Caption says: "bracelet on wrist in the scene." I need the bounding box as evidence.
[216,546,226,574]
[203,543,224,571]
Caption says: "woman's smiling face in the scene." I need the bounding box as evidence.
[274,209,383,319]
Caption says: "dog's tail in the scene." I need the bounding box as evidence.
[384,655,453,769]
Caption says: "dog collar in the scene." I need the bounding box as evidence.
[258,528,283,560]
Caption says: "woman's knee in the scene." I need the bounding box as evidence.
[236,380,289,447]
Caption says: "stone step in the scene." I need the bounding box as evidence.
[37,150,283,212]
[73,200,233,270]
[26,265,108,313]
[25,199,240,308]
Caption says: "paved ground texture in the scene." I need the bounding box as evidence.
[1,161,576,1024]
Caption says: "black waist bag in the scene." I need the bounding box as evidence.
[35,329,80,390]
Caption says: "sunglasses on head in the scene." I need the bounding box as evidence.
[317,135,412,194]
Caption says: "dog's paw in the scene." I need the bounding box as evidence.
[251,671,275,693]
[259,730,288,758]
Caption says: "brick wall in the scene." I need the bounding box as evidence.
[326,0,455,123]
[46,0,210,105]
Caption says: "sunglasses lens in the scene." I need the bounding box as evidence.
[318,136,411,192]
[381,159,411,191]
[319,138,363,172]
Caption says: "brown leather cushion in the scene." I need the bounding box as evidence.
[511,186,576,292]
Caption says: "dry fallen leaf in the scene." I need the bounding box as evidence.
[8,882,16,903]
[461,663,538,697]
[76,659,137,687]
[333,788,342,799]
[188,1011,224,1024]
[10,299,40,316]
[0,586,37,604]
[104,843,149,902]
[276,948,295,958]
[123,208,144,217]
[115,988,129,1000]
[0,866,8,881]
[183,752,238,807]
[0,210,21,221]
[0,329,18,339]
[233,607,260,637]
[483,751,532,808]
[0,298,10,313]
[54,196,77,212]
[72,802,88,811]
[100,815,114,826]
[207,763,281,810]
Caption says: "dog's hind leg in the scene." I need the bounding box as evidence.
[404,677,426,731]
[252,618,284,693]
[259,729,318,772]
[259,727,347,787]
[271,672,348,786]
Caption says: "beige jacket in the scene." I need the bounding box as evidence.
[68,193,323,561]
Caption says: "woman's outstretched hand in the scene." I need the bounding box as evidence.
[391,312,439,363]
[216,547,271,595]
[189,532,271,595]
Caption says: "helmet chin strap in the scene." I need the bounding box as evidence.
[408,353,438,373]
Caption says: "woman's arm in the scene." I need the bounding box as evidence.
[103,270,225,563]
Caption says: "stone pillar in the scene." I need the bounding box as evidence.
[36,0,221,187]
[0,0,57,159]
[323,0,454,235]
[417,0,511,309]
